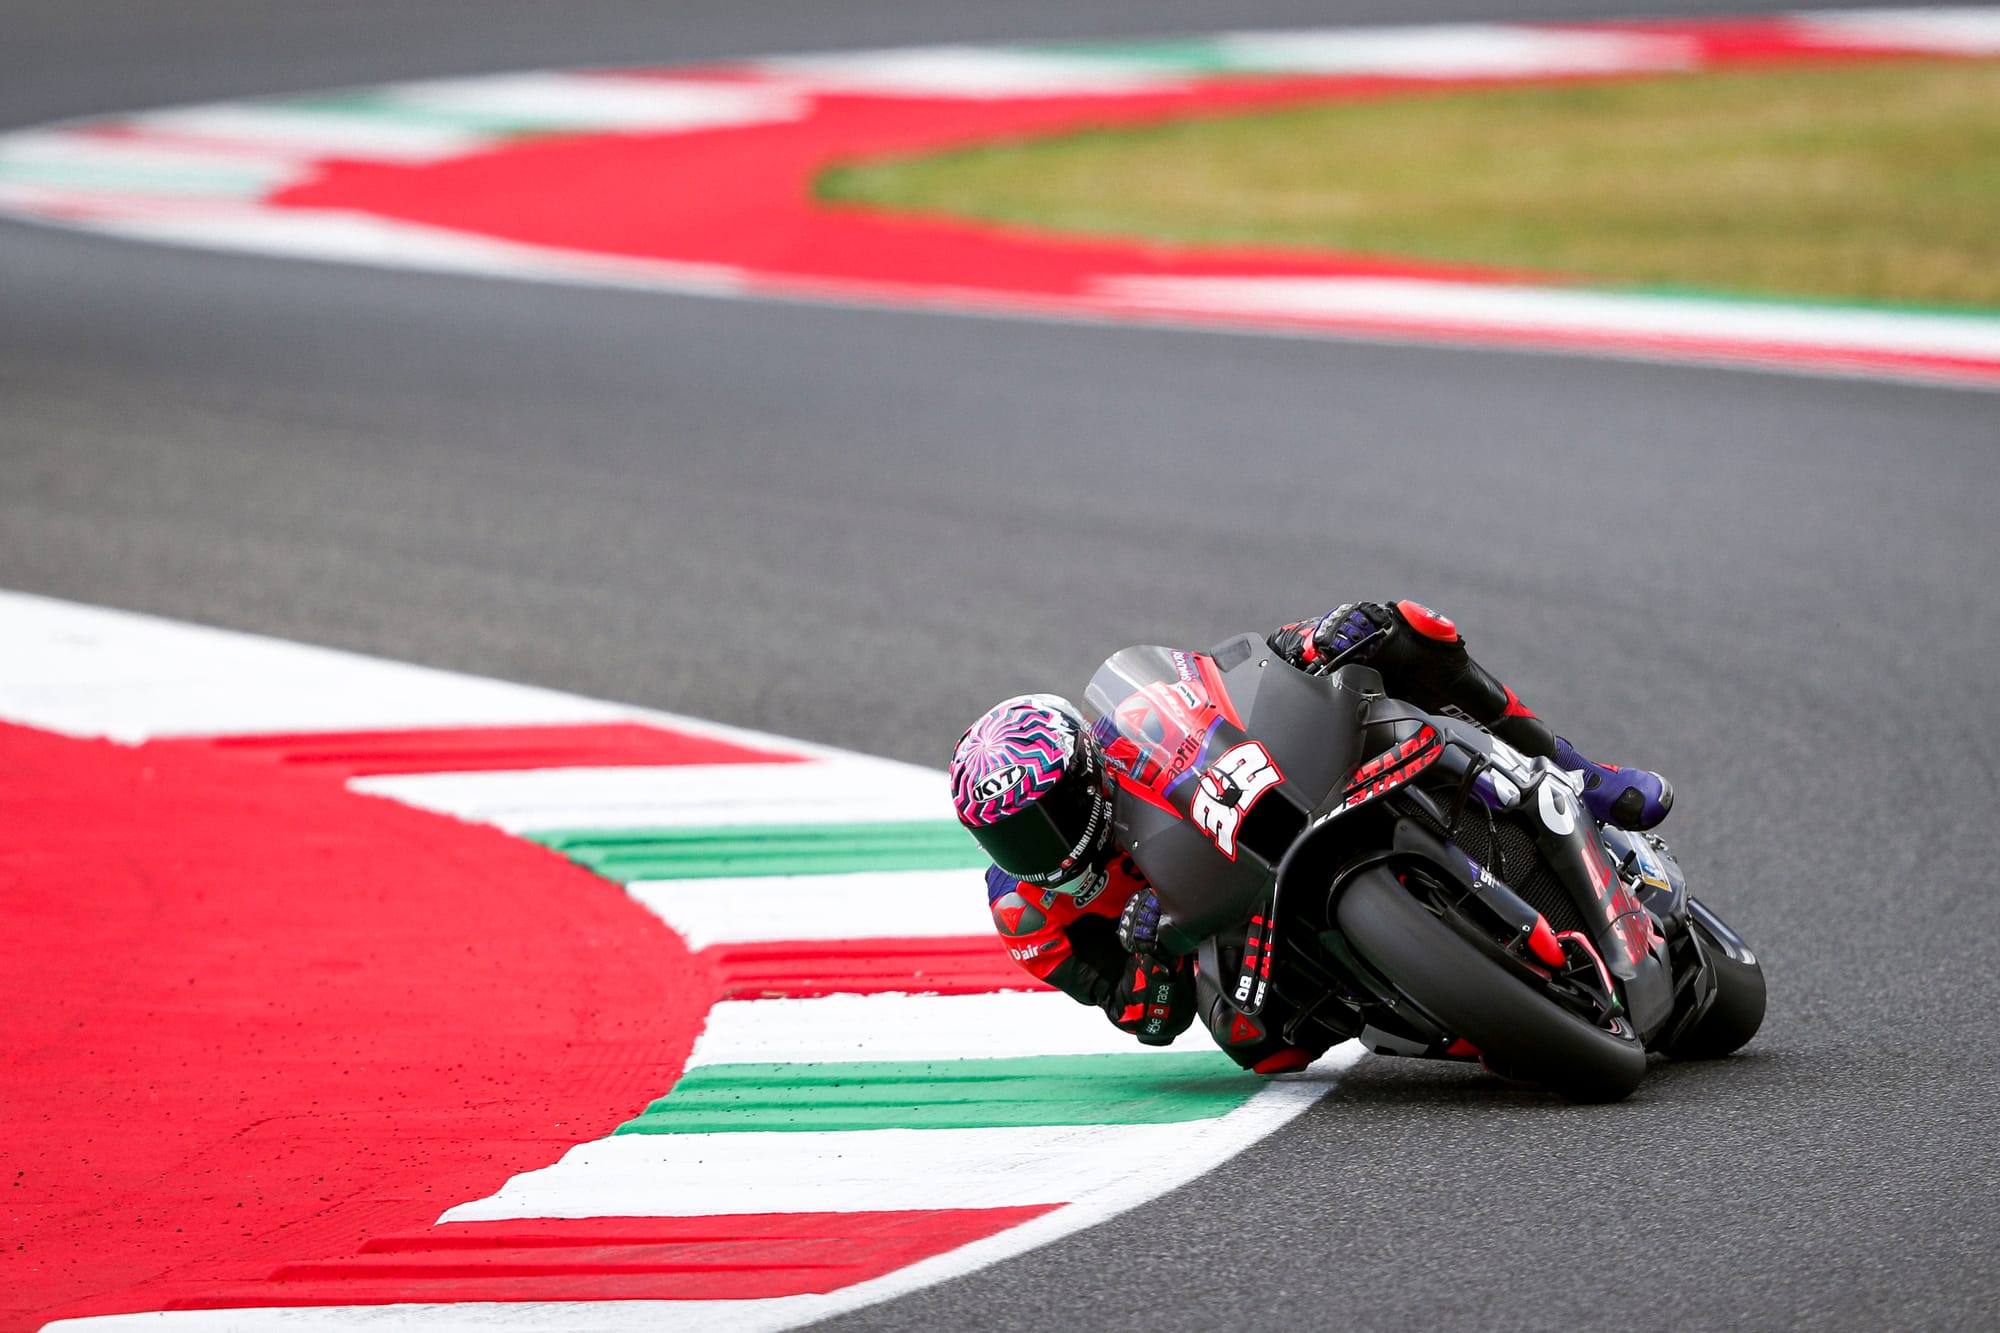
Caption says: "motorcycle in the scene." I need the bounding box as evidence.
[1081,635,1765,1103]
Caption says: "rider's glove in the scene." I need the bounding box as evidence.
[1109,955,1195,1046]
[1311,602,1393,665]
[1117,887,1165,956]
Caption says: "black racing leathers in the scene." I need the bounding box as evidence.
[1268,598,1558,758]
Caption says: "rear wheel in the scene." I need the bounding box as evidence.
[1335,867,1648,1103]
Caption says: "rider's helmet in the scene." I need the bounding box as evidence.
[950,693,1113,892]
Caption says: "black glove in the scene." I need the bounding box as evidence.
[1109,956,1196,1045]
[1117,887,1165,956]
[1311,602,1393,665]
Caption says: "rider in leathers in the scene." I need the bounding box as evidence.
[948,600,1674,1074]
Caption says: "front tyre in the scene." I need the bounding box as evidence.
[1663,912,1766,1060]
[1335,867,1648,1103]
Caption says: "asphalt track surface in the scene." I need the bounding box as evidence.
[5,3,1998,1330]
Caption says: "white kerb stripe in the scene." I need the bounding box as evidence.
[0,591,635,741]
[0,131,303,196]
[753,48,1194,97]
[687,991,1211,1066]
[70,205,751,295]
[353,757,953,832]
[376,74,806,133]
[629,868,991,949]
[136,104,487,161]
[440,1097,1300,1222]
[1789,6,2000,54]
[1213,25,1697,76]
[1096,275,2000,360]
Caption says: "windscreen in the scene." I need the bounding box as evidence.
[1081,645,1237,808]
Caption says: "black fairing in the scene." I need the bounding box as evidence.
[1083,635,1364,939]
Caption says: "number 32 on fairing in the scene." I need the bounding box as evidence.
[1190,741,1284,859]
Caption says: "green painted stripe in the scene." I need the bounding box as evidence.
[527,820,988,882]
[1021,40,1242,72]
[276,93,550,137]
[1629,280,2000,321]
[614,1053,1262,1134]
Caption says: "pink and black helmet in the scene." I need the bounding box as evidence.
[950,693,1112,891]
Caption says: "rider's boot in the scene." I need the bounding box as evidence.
[1552,736,1674,831]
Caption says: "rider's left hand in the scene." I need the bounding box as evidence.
[1118,887,1165,956]
[1312,601,1393,663]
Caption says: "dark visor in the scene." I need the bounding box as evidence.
[977,741,1108,887]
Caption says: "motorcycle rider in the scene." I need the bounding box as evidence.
[947,599,1673,1074]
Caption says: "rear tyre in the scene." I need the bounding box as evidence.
[1335,867,1648,1103]
[1663,918,1766,1060]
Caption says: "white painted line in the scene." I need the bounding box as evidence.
[353,757,952,833]
[0,591,887,763]
[630,868,991,949]
[1214,24,1698,77]
[686,991,1213,1066]
[376,73,806,133]
[1096,274,2000,361]
[438,1073,1330,1222]
[1789,5,2000,53]
[69,204,750,296]
[753,47,1196,97]
[0,591,639,741]
[0,182,278,219]
[441,1123,1169,1217]
[0,130,302,196]
[136,103,486,161]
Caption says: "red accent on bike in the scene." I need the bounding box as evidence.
[1528,917,1567,967]
[1395,600,1458,642]
[1445,1039,1482,1058]
[1500,686,1539,720]
[1251,1048,1315,1075]
[1114,768,1181,815]
[1556,930,1617,996]
[1337,724,1442,811]
[1194,653,1245,730]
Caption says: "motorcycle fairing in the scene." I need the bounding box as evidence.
[1417,714,1681,1038]
[1083,637,1363,939]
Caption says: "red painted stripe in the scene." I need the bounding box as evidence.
[3,722,709,1328]
[708,936,1046,998]
[176,721,805,777]
[164,1208,1058,1308]
[270,78,1571,295]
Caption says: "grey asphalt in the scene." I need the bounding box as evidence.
[4,3,1997,1330]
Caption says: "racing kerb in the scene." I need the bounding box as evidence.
[2,589,1355,1331]
[0,9,1996,388]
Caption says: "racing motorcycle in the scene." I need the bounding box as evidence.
[1082,636,1765,1103]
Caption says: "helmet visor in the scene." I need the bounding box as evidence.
[974,741,1109,888]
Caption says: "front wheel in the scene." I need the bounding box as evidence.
[1663,912,1766,1060]
[1335,868,1648,1103]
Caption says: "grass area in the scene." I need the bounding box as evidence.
[818,59,2000,311]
